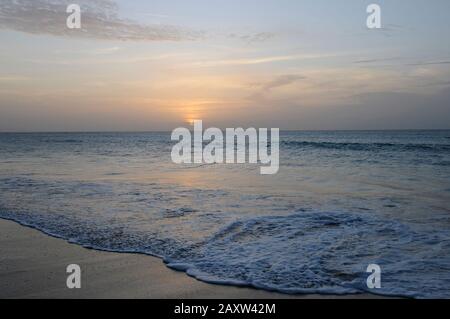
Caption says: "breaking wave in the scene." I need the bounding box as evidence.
[1,209,449,298]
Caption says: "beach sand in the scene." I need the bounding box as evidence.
[0,218,385,299]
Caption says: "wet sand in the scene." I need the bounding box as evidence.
[0,218,385,299]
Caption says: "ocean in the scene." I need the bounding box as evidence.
[0,130,449,298]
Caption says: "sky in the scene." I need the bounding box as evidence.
[0,0,449,131]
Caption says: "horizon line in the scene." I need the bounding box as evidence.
[1,128,450,134]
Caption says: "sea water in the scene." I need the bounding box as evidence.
[0,130,449,298]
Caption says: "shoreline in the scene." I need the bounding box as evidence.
[0,218,386,299]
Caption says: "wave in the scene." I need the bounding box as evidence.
[1,208,449,298]
[281,141,450,152]
[166,212,450,298]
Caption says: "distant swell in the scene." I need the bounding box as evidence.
[282,141,450,152]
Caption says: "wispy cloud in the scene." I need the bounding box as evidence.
[190,53,336,67]
[228,32,275,44]
[405,61,450,66]
[253,74,306,91]
[0,0,278,45]
[353,23,407,38]
[0,0,203,41]
[91,46,121,55]
[0,76,31,82]
[247,74,306,101]
[23,52,188,65]
[353,57,401,64]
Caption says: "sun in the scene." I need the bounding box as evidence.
[185,118,198,126]
[180,101,207,126]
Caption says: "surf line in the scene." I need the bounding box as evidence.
[171,120,279,175]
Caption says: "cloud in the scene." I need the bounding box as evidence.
[0,0,276,44]
[0,76,31,82]
[324,87,450,129]
[240,86,450,130]
[190,53,336,68]
[353,23,407,39]
[247,74,305,102]
[353,57,401,64]
[334,87,450,129]
[255,74,306,91]
[228,32,275,44]
[405,61,450,66]
[0,0,203,41]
